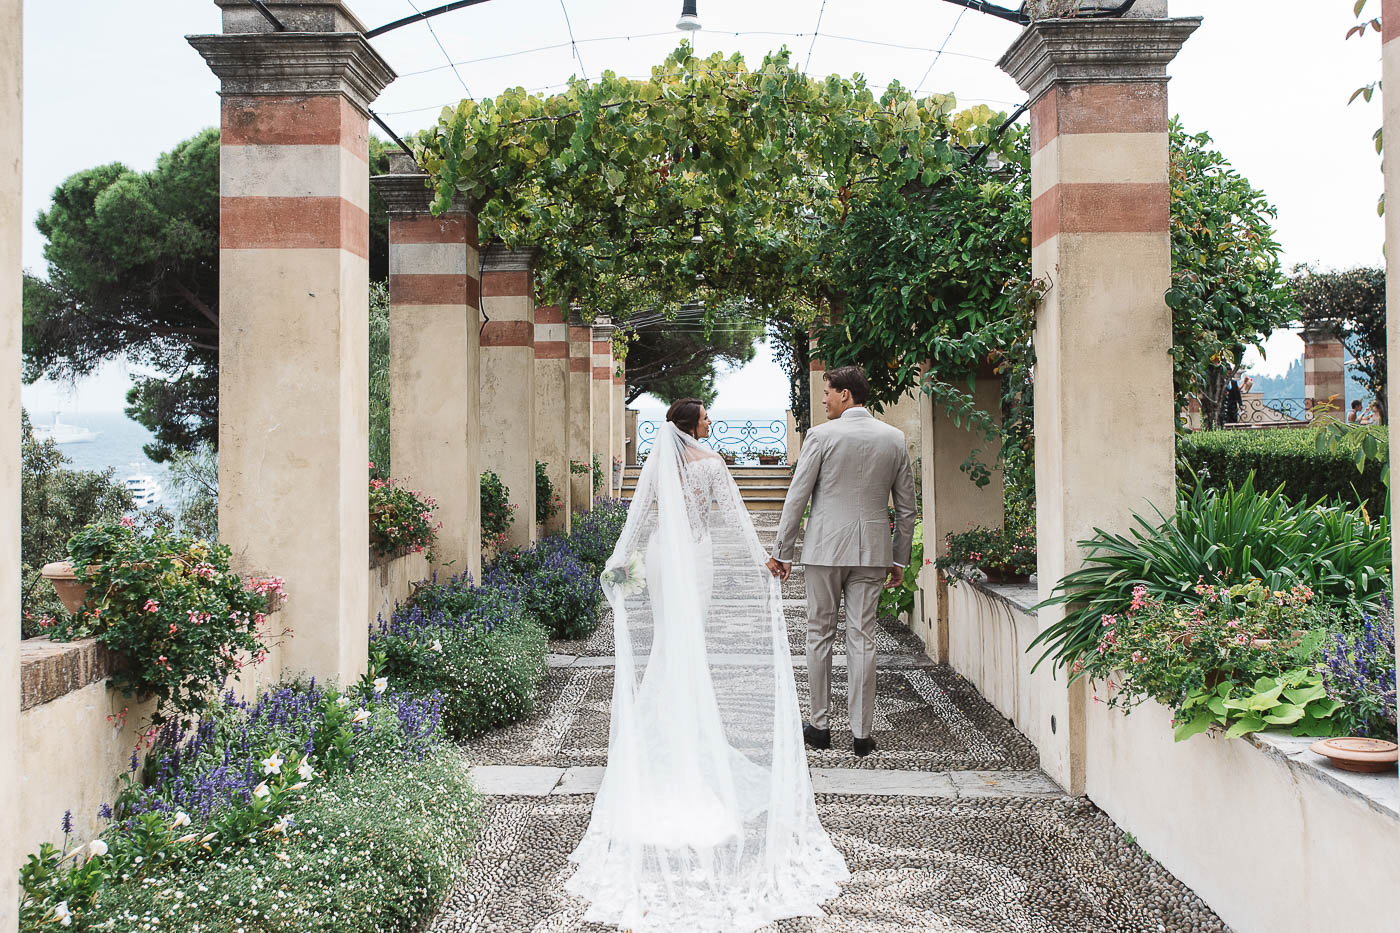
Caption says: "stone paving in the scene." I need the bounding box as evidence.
[432,505,1231,932]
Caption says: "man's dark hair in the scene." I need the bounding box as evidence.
[1352,399,1363,410]
[666,397,704,437]
[823,365,871,405]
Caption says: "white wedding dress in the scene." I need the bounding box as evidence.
[566,423,849,932]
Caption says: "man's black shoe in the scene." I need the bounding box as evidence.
[803,723,831,750]
[853,735,877,757]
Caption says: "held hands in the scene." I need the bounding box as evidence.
[884,565,904,589]
[765,557,792,582]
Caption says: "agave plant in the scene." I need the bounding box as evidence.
[1030,475,1391,676]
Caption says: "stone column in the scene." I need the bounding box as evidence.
[611,359,626,494]
[625,409,639,465]
[190,1,394,683]
[808,331,828,429]
[591,319,616,498]
[916,368,1004,662]
[480,246,539,550]
[1381,0,1400,752]
[567,313,594,512]
[1301,324,1347,417]
[534,304,571,535]
[373,152,482,581]
[1000,3,1197,792]
[1,0,20,925]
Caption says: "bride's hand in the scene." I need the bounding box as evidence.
[765,557,791,581]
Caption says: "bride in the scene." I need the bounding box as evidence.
[565,398,849,931]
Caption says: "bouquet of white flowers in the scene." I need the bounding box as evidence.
[600,550,646,597]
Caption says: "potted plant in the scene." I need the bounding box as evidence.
[935,523,1037,584]
[757,448,784,466]
[721,451,737,465]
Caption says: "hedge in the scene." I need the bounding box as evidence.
[1178,428,1387,509]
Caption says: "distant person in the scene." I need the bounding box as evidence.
[1360,400,1382,425]
[1223,373,1243,425]
[1349,399,1364,424]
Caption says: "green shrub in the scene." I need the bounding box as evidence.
[1031,475,1391,673]
[1178,427,1387,509]
[375,580,547,740]
[568,498,629,573]
[480,470,515,552]
[536,460,561,524]
[85,749,478,933]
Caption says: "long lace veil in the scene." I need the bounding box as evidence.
[566,423,848,932]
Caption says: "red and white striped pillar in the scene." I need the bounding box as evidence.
[1301,324,1347,417]
[480,246,539,551]
[568,313,595,512]
[190,2,394,683]
[591,320,617,498]
[373,151,482,581]
[1000,6,1197,793]
[1381,0,1400,753]
[534,304,572,535]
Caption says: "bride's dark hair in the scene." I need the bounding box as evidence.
[665,398,704,437]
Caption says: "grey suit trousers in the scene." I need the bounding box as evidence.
[805,564,884,739]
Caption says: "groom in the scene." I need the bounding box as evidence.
[767,365,917,757]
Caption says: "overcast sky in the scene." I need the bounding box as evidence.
[20,1,1382,411]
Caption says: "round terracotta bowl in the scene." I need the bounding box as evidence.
[40,560,89,615]
[1309,736,1399,773]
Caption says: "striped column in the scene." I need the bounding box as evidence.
[611,359,626,495]
[567,313,595,512]
[1301,325,1347,417]
[190,3,394,684]
[372,152,482,581]
[1382,0,1400,753]
[534,305,572,535]
[480,246,539,551]
[1,0,20,925]
[808,334,828,429]
[591,319,616,499]
[1001,11,1197,793]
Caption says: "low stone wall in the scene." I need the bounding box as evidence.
[369,547,430,632]
[943,578,1400,933]
[19,638,158,850]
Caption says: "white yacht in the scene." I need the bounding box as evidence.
[124,473,162,508]
[34,413,98,444]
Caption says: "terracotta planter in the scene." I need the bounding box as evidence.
[759,456,780,465]
[40,561,89,615]
[1309,736,1399,773]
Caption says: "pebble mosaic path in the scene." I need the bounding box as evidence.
[431,510,1231,933]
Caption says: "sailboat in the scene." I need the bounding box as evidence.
[33,413,98,444]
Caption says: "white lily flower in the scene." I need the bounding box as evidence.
[87,839,108,858]
[335,695,351,707]
[431,639,443,652]
[170,811,191,829]
[297,760,315,781]
[175,832,199,844]
[288,781,308,791]
[53,901,72,926]
[261,751,284,775]
[372,676,388,695]
[270,816,291,835]
[253,782,270,800]
[350,708,371,725]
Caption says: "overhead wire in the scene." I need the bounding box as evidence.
[404,0,473,99]
[803,0,829,75]
[556,0,589,82]
[914,6,967,96]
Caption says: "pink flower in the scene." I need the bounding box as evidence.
[1131,650,1145,663]
[119,516,135,529]
[169,623,178,634]
[144,599,159,613]
[1130,585,1148,611]
[368,461,375,470]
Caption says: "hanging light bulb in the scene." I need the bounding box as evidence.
[691,215,704,244]
[676,0,701,32]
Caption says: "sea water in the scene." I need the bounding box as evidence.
[26,410,170,508]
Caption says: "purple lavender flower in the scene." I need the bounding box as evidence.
[1322,604,1398,737]
[61,809,73,835]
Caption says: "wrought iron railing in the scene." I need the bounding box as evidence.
[1230,397,1310,425]
[636,418,788,461]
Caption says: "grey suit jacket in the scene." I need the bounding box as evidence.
[773,407,917,568]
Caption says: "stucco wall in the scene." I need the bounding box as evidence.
[945,576,1400,933]
[368,548,430,632]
